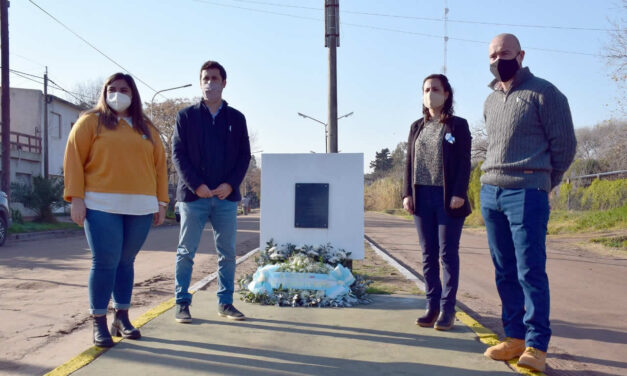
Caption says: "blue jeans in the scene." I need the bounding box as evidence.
[480,184,551,351]
[84,209,153,315]
[413,185,465,314]
[175,197,237,305]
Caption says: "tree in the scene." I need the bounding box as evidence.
[68,77,104,109]
[388,142,407,180]
[369,148,393,176]
[144,98,196,185]
[573,119,627,173]
[605,0,626,116]
[242,154,261,205]
[470,121,488,164]
[11,176,64,222]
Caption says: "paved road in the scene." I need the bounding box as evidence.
[365,211,627,376]
[1,211,625,376]
[0,214,261,376]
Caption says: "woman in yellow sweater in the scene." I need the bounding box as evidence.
[64,73,168,347]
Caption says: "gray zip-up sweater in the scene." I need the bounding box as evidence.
[481,67,576,192]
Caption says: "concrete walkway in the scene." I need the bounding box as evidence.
[72,287,514,376]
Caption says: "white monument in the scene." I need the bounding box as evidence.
[260,153,364,259]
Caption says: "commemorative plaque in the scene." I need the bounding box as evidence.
[294,183,329,228]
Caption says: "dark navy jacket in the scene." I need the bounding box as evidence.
[172,100,251,202]
[403,115,472,218]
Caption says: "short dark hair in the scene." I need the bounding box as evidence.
[422,73,454,123]
[199,60,227,81]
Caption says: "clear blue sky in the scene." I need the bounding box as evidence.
[8,0,625,171]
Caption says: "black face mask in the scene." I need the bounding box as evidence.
[490,56,520,82]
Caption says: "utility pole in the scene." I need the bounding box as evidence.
[1,0,10,197]
[325,0,339,153]
[43,66,49,178]
[442,0,449,75]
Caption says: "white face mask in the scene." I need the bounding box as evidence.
[106,92,132,113]
[202,82,223,102]
[423,91,447,110]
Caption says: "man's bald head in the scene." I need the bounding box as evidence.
[489,33,524,64]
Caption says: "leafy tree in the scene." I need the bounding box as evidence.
[11,176,65,222]
[369,148,393,176]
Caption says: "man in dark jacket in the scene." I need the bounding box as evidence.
[172,60,251,323]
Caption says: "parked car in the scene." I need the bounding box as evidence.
[0,191,11,246]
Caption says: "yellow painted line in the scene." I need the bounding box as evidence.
[45,247,261,376]
[44,298,177,376]
[368,235,546,376]
[455,309,547,376]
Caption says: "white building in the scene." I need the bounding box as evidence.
[0,87,83,185]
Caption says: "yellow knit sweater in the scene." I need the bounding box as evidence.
[63,113,169,203]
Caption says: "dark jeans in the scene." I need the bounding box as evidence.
[480,184,551,351]
[84,209,153,315]
[413,185,465,314]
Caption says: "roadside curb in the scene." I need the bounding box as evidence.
[9,229,83,242]
[365,234,546,376]
[44,246,261,376]
[8,220,179,243]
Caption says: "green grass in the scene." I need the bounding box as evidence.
[548,205,627,234]
[9,221,81,234]
[590,236,627,250]
[382,208,412,219]
[365,286,394,295]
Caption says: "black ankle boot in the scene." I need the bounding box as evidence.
[110,309,141,339]
[416,308,440,327]
[92,315,114,347]
[434,311,456,331]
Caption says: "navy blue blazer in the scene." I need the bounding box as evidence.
[172,100,251,202]
[403,115,472,218]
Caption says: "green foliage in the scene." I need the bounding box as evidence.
[11,176,65,222]
[9,221,80,234]
[548,204,627,234]
[369,148,393,175]
[553,178,626,211]
[590,236,627,250]
[468,162,483,211]
[10,208,24,225]
[580,179,627,210]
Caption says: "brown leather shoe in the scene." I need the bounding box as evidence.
[484,337,525,360]
[517,347,546,372]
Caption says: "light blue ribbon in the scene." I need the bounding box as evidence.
[248,264,356,298]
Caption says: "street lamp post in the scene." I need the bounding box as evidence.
[150,84,192,120]
[297,111,353,153]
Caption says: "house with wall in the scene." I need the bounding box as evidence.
[0,87,83,212]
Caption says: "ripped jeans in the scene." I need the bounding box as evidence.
[174,197,238,305]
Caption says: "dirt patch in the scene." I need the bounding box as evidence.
[353,242,422,295]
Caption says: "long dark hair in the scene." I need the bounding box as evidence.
[422,74,454,123]
[84,73,153,142]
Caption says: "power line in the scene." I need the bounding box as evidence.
[192,0,319,21]
[4,66,92,104]
[47,78,87,104]
[191,1,606,57]
[27,0,160,94]
[222,0,620,32]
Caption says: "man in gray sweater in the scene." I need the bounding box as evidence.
[480,33,576,373]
